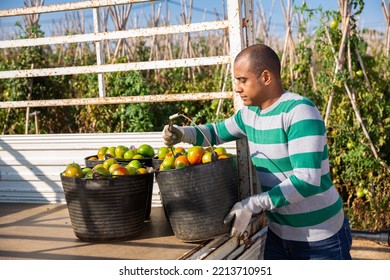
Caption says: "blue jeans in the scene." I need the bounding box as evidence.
[264,216,352,260]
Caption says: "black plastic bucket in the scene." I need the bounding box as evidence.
[83,157,154,220]
[152,158,163,170]
[61,173,153,242]
[155,156,239,242]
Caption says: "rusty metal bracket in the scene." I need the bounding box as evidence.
[242,17,249,27]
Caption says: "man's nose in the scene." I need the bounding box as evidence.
[234,83,242,93]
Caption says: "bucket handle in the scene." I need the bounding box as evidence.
[169,113,218,161]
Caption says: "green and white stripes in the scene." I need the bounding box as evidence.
[185,91,344,242]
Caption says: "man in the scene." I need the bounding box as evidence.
[162,44,352,260]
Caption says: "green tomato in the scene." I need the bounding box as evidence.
[346,141,355,149]
[64,165,84,178]
[356,70,363,78]
[356,189,365,198]
[330,19,339,30]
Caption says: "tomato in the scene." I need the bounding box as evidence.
[123,149,136,160]
[175,162,188,169]
[356,70,363,78]
[103,158,117,170]
[173,146,185,155]
[356,189,365,198]
[92,163,104,170]
[330,19,338,30]
[218,154,229,160]
[132,154,145,159]
[202,152,213,163]
[214,146,227,157]
[174,155,190,168]
[136,167,149,174]
[112,166,130,177]
[157,146,170,159]
[92,166,110,179]
[97,146,108,160]
[64,163,84,178]
[138,144,155,158]
[160,156,175,170]
[125,166,137,175]
[82,167,92,175]
[164,151,173,159]
[346,141,355,150]
[187,146,204,165]
[127,160,142,169]
[115,145,128,159]
[109,163,121,174]
[106,146,116,158]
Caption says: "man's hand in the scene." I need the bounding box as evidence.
[223,201,252,237]
[163,125,184,147]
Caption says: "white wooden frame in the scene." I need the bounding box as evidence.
[0,0,239,106]
[0,0,256,200]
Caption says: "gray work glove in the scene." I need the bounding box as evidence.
[223,201,253,237]
[163,125,184,147]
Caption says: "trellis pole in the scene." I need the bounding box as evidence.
[382,0,389,56]
[323,0,387,168]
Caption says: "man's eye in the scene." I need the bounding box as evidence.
[234,78,246,85]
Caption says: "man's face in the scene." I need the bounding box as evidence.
[233,57,266,107]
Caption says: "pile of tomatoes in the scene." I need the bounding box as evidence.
[62,144,155,179]
[156,145,233,171]
[62,144,234,178]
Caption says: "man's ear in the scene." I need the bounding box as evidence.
[261,70,272,85]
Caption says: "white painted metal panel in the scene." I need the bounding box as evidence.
[0,0,149,17]
[0,21,229,49]
[0,56,231,79]
[0,132,237,204]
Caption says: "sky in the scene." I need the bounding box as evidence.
[0,0,387,38]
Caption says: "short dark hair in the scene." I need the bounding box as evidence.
[235,44,281,78]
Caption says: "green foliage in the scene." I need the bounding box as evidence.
[0,23,78,133]
[286,1,389,230]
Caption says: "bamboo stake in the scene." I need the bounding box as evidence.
[149,3,162,62]
[109,4,131,59]
[323,1,386,167]
[163,7,173,61]
[280,0,291,68]
[101,7,111,61]
[1,108,11,135]
[23,0,43,134]
[343,83,386,167]
[147,2,163,79]
[256,0,274,45]
[382,0,389,56]
[354,43,372,90]
[324,1,351,125]
[280,0,296,68]
[216,63,230,116]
